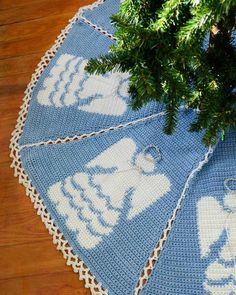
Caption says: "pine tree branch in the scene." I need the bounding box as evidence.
[85,0,236,145]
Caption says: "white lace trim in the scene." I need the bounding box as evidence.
[133,145,215,294]
[9,0,109,294]
[80,16,116,40]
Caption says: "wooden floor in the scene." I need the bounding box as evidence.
[0,1,94,294]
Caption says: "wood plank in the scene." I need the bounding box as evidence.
[0,167,32,214]
[0,109,22,164]
[0,50,44,78]
[0,206,50,247]
[0,110,24,159]
[0,0,92,25]
[0,13,73,42]
[0,0,41,11]
[0,74,30,100]
[0,33,57,60]
[0,240,71,280]
[0,271,91,295]
[0,72,30,92]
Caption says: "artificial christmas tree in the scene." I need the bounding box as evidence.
[86,0,236,144]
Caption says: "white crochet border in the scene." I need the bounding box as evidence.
[9,0,110,294]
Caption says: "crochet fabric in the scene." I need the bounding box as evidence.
[10,0,236,294]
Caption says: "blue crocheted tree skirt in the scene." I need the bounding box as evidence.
[10,0,236,294]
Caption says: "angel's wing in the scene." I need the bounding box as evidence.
[197,196,227,258]
[79,72,129,116]
[127,174,171,220]
[86,138,136,171]
[79,93,127,116]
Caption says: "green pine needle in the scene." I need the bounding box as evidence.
[85,0,236,145]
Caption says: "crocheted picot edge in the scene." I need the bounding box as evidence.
[9,1,110,294]
[9,0,216,293]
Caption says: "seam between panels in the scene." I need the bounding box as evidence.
[80,16,117,41]
[19,112,165,150]
[134,143,217,295]
[19,105,191,150]
[77,0,116,41]
[9,0,110,294]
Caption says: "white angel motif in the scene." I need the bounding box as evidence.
[48,138,171,249]
[37,54,130,116]
[197,192,236,294]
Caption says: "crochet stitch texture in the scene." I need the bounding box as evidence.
[10,0,236,294]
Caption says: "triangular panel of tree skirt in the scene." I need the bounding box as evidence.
[19,0,163,146]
